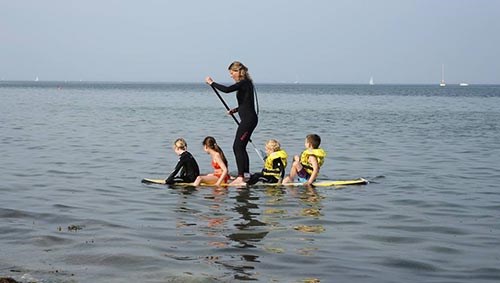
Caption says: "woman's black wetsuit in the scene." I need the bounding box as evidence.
[211,79,258,178]
[165,151,200,184]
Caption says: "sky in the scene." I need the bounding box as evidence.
[1,0,499,84]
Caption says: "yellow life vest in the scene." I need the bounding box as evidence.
[263,150,288,178]
[300,148,326,175]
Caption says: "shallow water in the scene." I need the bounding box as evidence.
[1,82,500,282]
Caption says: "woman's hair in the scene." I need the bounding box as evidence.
[173,138,187,150]
[202,136,228,166]
[228,61,252,82]
[265,139,281,152]
[306,134,321,149]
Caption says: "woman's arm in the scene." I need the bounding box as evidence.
[211,81,241,93]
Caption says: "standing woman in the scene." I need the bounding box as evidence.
[205,61,258,186]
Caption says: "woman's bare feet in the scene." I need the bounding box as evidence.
[229,176,246,186]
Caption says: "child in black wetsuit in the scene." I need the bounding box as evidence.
[205,61,258,186]
[165,138,200,184]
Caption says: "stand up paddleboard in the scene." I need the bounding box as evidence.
[141,177,368,187]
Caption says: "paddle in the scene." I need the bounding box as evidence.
[210,84,265,161]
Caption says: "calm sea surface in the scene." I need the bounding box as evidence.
[1,82,500,282]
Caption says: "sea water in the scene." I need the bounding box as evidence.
[1,82,500,282]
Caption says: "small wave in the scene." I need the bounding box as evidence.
[377,225,468,235]
[382,257,440,272]
[45,169,89,175]
[31,235,75,247]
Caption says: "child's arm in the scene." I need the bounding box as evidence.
[271,158,286,183]
[165,157,185,184]
[214,154,228,187]
[305,155,319,186]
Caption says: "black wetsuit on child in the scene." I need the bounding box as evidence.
[165,151,200,184]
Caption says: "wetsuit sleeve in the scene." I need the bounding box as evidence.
[211,81,242,93]
[165,155,186,184]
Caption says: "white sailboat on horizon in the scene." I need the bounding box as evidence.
[369,76,374,85]
[439,64,446,87]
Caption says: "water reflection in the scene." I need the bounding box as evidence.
[229,187,268,249]
[171,185,326,281]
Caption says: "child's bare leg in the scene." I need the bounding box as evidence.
[283,156,301,183]
[193,176,202,186]
[194,175,218,186]
[282,175,292,183]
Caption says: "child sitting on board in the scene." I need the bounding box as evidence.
[282,134,326,186]
[193,136,230,187]
[247,139,288,185]
[165,138,200,185]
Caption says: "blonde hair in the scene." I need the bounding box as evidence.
[265,139,281,152]
[173,138,187,150]
[228,61,252,82]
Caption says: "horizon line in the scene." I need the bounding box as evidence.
[1,80,499,86]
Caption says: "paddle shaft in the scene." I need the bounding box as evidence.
[210,84,264,161]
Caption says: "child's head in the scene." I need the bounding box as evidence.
[202,136,217,151]
[173,138,187,150]
[173,138,187,155]
[305,134,321,149]
[202,136,228,166]
[265,139,281,154]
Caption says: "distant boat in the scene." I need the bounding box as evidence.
[35,76,39,82]
[439,64,446,87]
[369,76,374,85]
[459,82,469,87]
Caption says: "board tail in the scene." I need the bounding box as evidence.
[141,178,166,185]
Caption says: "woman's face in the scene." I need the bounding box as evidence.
[229,69,240,82]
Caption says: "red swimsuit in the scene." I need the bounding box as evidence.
[212,160,230,183]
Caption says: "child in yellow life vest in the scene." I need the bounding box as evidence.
[283,134,326,186]
[247,139,288,185]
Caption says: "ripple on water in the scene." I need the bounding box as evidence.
[382,257,440,272]
[361,234,426,244]
[426,245,462,255]
[31,235,75,247]
[0,208,33,219]
[376,225,469,236]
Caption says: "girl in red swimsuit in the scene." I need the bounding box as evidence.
[193,136,230,187]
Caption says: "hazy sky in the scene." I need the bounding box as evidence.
[1,0,499,84]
